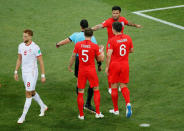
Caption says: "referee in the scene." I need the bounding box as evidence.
[56,19,102,113]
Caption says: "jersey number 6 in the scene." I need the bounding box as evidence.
[120,44,126,56]
[82,50,88,62]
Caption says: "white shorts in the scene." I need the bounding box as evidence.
[22,70,38,91]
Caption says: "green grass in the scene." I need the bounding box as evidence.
[145,7,184,26]
[0,0,184,130]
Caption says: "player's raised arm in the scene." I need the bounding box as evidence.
[92,24,103,31]
[68,52,76,73]
[105,49,113,75]
[37,56,46,83]
[127,21,142,28]
[56,38,71,48]
[14,54,22,81]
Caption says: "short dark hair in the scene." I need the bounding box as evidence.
[84,28,93,37]
[112,6,121,12]
[23,29,33,36]
[112,22,122,32]
[80,19,88,29]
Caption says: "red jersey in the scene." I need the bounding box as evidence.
[102,16,129,40]
[108,34,133,63]
[73,40,100,70]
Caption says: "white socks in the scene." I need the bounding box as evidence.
[22,97,32,118]
[33,92,45,108]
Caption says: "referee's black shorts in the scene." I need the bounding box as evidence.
[74,55,79,77]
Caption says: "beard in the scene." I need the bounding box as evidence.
[112,16,119,21]
[113,17,119,21]
[24,40,29,43]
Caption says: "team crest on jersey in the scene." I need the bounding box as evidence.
[121,22,125,26]
[24,50,27,55]
[108,43,110,48]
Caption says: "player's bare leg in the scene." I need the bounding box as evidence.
[77,88,84,120]
[108,77,112,94]
[17,91,33,124]
[120,83,132,118]
[109,83,119,115]
[93,87,104,118]
[32,91,48,116]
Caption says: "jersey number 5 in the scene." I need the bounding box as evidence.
[120,44,126,56]
[82,50,88,62]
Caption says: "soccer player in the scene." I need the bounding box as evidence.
[68,28,104,120]
[92,6,141,94]
[56,19,101,113]
[105,22,133,118]
[14,29,48,124]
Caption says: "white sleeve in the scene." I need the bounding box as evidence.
[18,45,21,54]
[35,45,42,57]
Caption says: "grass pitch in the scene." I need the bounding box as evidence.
[0,0,184,130]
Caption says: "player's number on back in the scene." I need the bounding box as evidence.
[82,50,88,62]
[120,44,126,56]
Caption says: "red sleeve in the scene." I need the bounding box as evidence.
[124,17,129,25]
[73,43,78,54]
[102,19,109,28]
[95,45,101,56]
[108,39,114,50]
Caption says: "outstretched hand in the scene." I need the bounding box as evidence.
[14,74,19,81]
[99,45,104,52]
[136,24,142,28]
[41,77,46,83]
[56,43,60,48]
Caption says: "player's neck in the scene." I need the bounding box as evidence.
[81,29,85,32]
[25,40,32,46]
[85,37,91,41]
[115,32,122,35]
[113,17,120,21]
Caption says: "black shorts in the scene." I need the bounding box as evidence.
[74,56,79,77]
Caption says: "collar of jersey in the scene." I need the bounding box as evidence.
[25,41,32,46]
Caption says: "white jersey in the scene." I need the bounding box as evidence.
[18,41,42,73]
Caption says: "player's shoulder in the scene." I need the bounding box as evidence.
[120,16,127,20]
[90,41,99,50]
[32,41,40,49]
[108,17,114,21]
[90,40,97,46]
[18,42,25,49]
[109,36,117,42]
[123,34,131,39]
[75,41,83,46]
[103,17,112,23]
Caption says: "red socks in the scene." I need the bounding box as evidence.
[121,87,130,105]
[110,87,130,111]
[77,92,84,116]
[111,88,119,111]
[94,90,100,114]
[78,90,101,116]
